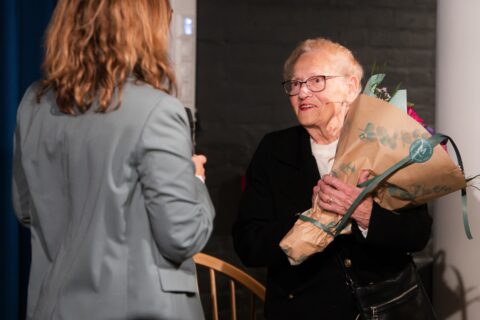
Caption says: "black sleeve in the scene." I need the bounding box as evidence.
[351,201,432,252]
[232,136,298,268]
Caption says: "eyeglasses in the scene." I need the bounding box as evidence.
[282,75,344,96]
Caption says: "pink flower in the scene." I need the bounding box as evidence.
[406,104,446,151]
[407,105,425,126]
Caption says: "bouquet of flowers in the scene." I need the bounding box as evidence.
[365,73,440,145]
[280,73,473,265]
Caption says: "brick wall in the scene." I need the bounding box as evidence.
[195,0,436,317]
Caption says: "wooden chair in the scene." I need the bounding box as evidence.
[193,253,266,320]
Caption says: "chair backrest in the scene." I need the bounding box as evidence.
[193,253,266,320]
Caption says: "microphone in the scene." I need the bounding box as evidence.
[184,107,196,152]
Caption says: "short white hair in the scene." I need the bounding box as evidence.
[283,38,363,95]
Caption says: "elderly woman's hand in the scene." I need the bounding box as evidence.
[312,170,372,229]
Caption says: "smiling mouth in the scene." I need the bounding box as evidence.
[299,104,317,111]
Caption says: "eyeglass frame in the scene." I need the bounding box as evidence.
[281,75,345,96]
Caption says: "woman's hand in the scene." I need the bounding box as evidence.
[192,154,207,181]
[312,170,373,229]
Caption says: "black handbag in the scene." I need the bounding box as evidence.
[340,259,437,320]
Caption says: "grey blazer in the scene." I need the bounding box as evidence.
[12,80,215,320]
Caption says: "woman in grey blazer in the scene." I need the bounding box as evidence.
[12,0,215,319]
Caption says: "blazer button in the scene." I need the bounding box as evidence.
[288,293,295,300]
[344,258,352,268]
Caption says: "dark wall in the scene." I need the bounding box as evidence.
[1,1,56,319]
[196,0,436,282]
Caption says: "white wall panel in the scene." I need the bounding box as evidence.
[170,0,197,113]
[435,1,480,318]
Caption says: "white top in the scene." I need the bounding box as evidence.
[310,138,338,177]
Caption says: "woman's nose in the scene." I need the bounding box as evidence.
[298,82,312,99]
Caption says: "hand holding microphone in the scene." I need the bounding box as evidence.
[192,154,207,182]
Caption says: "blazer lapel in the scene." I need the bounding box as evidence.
[273,127,320,212]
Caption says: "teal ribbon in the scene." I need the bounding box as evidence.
[442,135,472,239]
[298,213,336,237]
[462,191,472,239]
[302,133,473,238]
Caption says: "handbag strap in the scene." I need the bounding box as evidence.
[336,248,418,291]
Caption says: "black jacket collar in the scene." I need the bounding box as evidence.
[272,126,319,176]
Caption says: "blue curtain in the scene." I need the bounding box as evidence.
[0,1,55,319]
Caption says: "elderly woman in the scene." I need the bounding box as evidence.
[232,38,432,319]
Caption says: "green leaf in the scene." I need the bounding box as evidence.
[389,89,407,113]
[363,74,385,96]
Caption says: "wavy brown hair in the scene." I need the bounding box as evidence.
[37,0,176,115]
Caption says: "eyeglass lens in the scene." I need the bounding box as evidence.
[284,76,326,95]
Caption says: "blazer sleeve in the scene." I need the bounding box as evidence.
[12,125,32,227]
[12,92,32,227]
[232,136,298,268]
[136,95,215,265]
[351,202,432,253]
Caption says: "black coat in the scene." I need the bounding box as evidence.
[232,126,432,320]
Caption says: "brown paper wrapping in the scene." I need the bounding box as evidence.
[280,94,466,265]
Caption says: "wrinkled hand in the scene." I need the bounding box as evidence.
[312,170,373,229]
[192,154,207,181]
